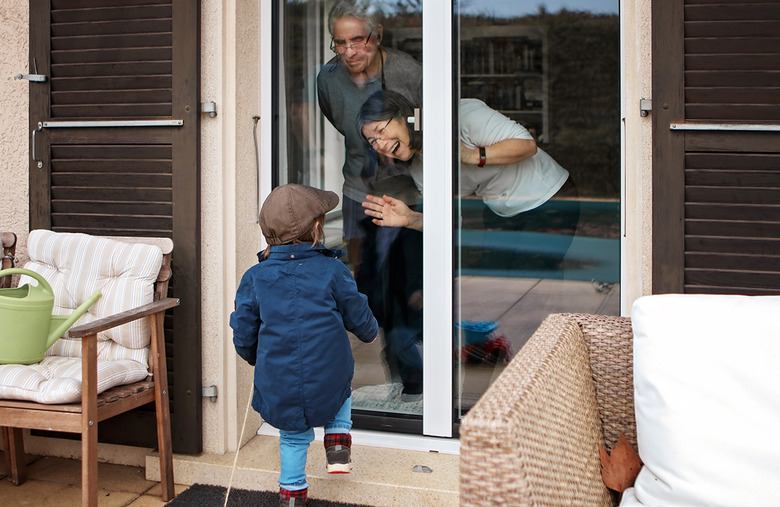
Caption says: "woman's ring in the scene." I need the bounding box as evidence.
[380,213,383,219]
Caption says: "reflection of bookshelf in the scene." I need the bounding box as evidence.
[389,25,549,143]
[461,26,548,142]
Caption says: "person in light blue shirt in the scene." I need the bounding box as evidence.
[357,89,579,272]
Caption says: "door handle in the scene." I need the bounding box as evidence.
[31,120,184,169]
[408,107,422,132]
[32,123,43,169]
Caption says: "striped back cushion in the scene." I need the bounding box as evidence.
[22,230,163,365]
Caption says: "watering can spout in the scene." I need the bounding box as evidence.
[47,291,102,347]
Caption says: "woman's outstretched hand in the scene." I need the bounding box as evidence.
[362,194,423,231]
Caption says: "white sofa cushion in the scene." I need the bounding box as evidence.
[628,294,780,507]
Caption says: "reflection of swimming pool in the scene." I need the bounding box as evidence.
[458,200,620,283]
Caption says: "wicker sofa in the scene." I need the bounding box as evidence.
[460,313,634,506]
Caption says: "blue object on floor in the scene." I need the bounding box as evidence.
[455,320,499,345]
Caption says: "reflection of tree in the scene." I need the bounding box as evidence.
[391,0,421,14]
[541,10,620,199]
[284,2,323,185]
[458,9,620,199]
[370,0,421,16]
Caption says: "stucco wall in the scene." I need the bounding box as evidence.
[620,0,654,313]
[199,0,229,456]
[200,0,264,455]
[0,2,30,261]
[231,0,266,451]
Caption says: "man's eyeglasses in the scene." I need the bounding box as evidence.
[330,31,373,54]
[365,118,393,150]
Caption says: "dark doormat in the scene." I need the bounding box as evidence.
[166,483,372,506]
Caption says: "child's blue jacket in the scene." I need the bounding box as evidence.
[230,243,378,432]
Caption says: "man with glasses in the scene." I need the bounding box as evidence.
[317,0,422,275]
[317,0,426,410]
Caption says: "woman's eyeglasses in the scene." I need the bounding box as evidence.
[330,31,373,54]
[366,118,393,150]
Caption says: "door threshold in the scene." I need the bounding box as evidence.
[257,423,460,455]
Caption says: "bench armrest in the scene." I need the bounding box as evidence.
[459,313,613,506]
[68,298,180,338]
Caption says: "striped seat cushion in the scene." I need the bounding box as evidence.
[0,356,149,404]
[0,230,163,404]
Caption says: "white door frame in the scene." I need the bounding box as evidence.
[259,0,456,442]
[421,0,454,438]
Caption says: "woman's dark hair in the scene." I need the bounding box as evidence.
[356,90,422,152]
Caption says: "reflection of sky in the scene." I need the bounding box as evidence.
[369,1,617,18]
[458,0,618,17]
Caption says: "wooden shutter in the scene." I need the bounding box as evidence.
[652,0,780,295]
[29,0,202,453]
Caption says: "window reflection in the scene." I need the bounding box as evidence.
[455,1,621,418]
[274,0,620,431]
[277,1,426,429]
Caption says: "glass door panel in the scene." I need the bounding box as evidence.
[274,1,425,432]
[454,1,621,420]
[270,0,622,436]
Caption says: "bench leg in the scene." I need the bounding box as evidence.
[82,422,98,507]
[152,311,175,501]
[156,391,175,501]
[2,426,26,485]
[82,334,98,507]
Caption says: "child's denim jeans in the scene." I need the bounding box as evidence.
[278,395,352,490]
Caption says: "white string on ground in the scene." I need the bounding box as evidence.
[224,384,255,507]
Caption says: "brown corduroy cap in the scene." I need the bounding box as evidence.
[259,184,339,245]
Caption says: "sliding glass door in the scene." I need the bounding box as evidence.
[266,0,620,438]
[452,1,621,424]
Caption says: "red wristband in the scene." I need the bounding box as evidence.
[478,146,486,167]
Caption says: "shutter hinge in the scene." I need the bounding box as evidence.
[14,58,47,82]
[202,385,218,402]
[640,98,652,117]
[201,101,217,118]
[14,73,47,82]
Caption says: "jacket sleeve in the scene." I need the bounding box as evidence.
[333,263,379,343]
[230,269,260,366]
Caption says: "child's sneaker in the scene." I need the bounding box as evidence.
[279,487,307,506]
[324,433,352,473]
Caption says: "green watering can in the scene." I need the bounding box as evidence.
[0,268,102,364]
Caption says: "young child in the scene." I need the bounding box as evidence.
[230,184,379,507]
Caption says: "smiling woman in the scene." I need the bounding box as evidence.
[357,89,570,224]
[359,100,419,162]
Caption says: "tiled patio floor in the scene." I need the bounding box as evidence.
[0,452,184,506]
[2,434,459,506]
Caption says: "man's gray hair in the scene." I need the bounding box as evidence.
[327,0,380,36]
